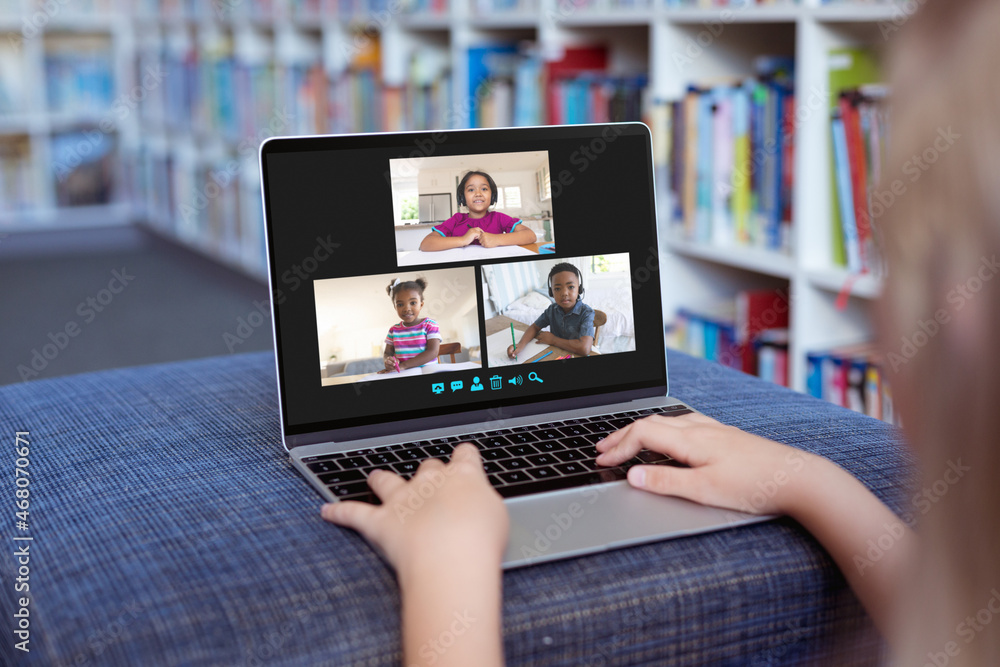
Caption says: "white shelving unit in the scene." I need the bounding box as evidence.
[649,1,890,393]
[4,0,898,395]
[0,0,134,230]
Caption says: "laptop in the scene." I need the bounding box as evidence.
[259,122,764,568]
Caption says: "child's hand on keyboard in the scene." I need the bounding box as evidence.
[320,443,509,572]
[594,413,825,516]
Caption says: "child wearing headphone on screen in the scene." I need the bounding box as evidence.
[507,262,595,359]
[419,170,537,251]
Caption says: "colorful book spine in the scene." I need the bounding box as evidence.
[831,111,863,272]
[732,82,752,245]
[711,89,734,246]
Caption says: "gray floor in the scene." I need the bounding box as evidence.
[1,225,274,386]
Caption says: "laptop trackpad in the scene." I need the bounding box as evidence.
[502,482,764,567]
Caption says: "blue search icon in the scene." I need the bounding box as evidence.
[528,372,543,383]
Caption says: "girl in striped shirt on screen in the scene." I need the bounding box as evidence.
[380,277,442,374]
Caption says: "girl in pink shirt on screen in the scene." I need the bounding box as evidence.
[419,170,536,251]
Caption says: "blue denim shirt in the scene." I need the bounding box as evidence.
[533,300,595,340]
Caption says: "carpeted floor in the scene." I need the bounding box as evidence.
[1,225,274,386]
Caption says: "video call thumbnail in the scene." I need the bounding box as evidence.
[389,150,556,267]
[314,266,481,388]
[482,253,637,367]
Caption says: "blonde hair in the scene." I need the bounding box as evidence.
[881,0,1000,663]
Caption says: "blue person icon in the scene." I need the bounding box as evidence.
[470,376,484,392]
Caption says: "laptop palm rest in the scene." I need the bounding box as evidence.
[502,482,769,568]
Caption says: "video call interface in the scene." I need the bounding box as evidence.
[262,125,666,435]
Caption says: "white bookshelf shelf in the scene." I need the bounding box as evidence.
[555,11,654,27]
[806,267,883,301]
[467,14,540,29]
[398,14,452,30]
[665,236,795,280]
[811,4,903,23]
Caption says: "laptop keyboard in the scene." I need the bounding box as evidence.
[300,405,693,504]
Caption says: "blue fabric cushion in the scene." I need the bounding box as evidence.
[0,350,912,665]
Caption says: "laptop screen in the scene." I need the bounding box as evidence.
[261,124,666,445]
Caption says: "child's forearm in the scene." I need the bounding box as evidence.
[420,233,469,251]
[497,227,536,246]
[546,335,592,357]
[399,554,504,667]
[515,326,539,351]
[779,454,913,640]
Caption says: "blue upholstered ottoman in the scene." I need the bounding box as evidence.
[0,350,911,665]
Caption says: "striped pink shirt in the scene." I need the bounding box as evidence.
[385,318,441,365]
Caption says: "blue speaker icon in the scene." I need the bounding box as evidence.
[508,375,523,386]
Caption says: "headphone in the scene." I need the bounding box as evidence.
[456,171,498,208]
[547,263,584,300]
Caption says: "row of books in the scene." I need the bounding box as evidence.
[0,0,115,12]
[135,36,645,138]
[1,0,901,21]
[671,289,791,386]
[831,87,889,274]
[473,0,536,10]
[125,0,822,18]
[132,0,446,19]
[806,343,896,425]
[661,58,795,252]
[827,47,886,274]
[671,296,897,424]
[468,44,647,129]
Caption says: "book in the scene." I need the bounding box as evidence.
[711,88,734,246]
[756,330,789,387]
[735,288,790,375]
[840,91,871,270]
[831,111,862,272]
[544,46,608,126]
[467,44,520,128]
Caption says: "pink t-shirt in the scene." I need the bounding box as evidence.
[432,211,522,243]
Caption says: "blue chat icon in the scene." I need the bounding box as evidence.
[450,380,464,392]
[431,383,445,395]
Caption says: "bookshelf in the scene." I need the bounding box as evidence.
[6,0,903,410]
[0,1,133,229]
